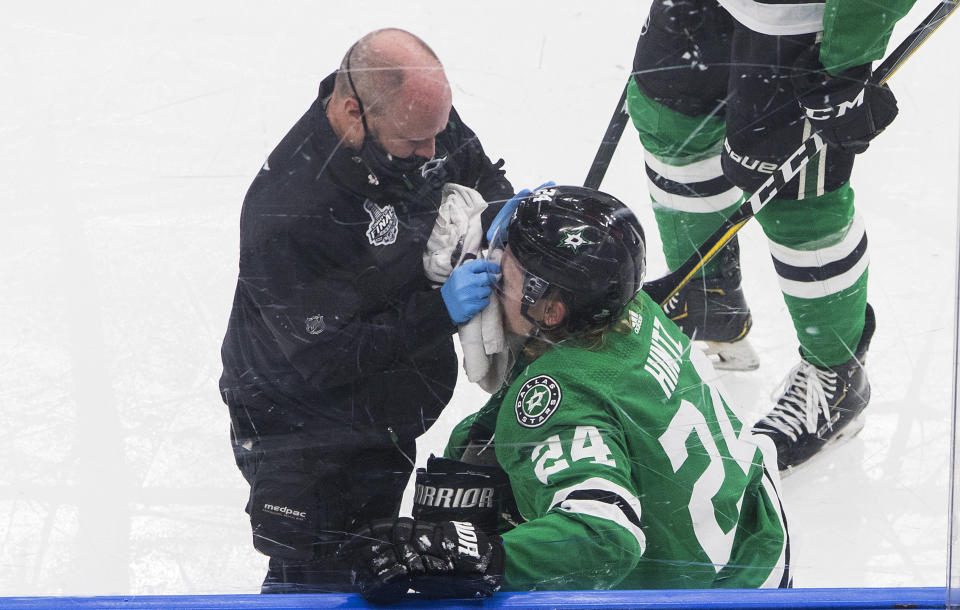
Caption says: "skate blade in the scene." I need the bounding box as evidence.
[701,339,760,371]
[780,414,866,479]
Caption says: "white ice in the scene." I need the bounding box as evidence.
[0,0,957,597]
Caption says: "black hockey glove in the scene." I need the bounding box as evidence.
[412,455,520,535]
[792,49,898,154]
[341,517,505,605]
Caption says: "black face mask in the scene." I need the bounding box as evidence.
[344,46,432,184]
[356,128,430,184]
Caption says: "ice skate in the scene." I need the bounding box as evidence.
[662,237,758,371]
[753,304,875,474]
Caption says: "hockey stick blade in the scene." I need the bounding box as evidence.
[641,0,959,306]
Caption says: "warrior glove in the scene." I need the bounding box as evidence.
[792,50,898,155]
[341,517,505,605]
[412,455,521,535]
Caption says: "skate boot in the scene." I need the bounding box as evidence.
[662,237,758,370]
[753,303,875,473]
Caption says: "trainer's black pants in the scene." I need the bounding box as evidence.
[229,415,416,593]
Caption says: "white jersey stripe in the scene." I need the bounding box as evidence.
[759,467,791,588]
[550,477,646,553]
[644,151,725,184]
[553,499,647,555]
[718,0,825,36]
[649,181,743,213]
[743,433,790,588]
[775,255,868,299]
[767,213,866,268]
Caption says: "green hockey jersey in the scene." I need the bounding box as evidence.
[821,0,918,73]
[446,290,789,591]
[718,0,918,74]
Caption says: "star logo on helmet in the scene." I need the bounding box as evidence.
[558,226,596,252]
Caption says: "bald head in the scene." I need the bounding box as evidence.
[328,28,453,159]
[334,28,449,118]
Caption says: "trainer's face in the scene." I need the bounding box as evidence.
[367,79,452,160]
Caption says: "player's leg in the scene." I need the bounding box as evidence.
[720,21,872,472]
[753,189,872,472]
[628,0,757,370]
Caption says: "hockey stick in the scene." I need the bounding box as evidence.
[584,82,631,189]
[642,0,960,305]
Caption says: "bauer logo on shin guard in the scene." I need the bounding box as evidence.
[723,140,778,174]
[451,521,481,559]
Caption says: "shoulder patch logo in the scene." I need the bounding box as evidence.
[363,199,399,246]
[629,310,643,334]
[515,375,562,428]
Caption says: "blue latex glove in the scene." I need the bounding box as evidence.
[486,181,556,243]
[441,259,501,325]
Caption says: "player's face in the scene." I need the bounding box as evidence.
[498,246,537,336]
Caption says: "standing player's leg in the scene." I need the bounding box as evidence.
[720,22,872,472]
[628,0,757,370]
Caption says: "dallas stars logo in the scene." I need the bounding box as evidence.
[558,225,596,252]
[515,375,562,428]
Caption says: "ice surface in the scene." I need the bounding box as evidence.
[0,0,957,596]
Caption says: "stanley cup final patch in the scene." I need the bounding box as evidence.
[363,199,399,246]
[515,375,562,428]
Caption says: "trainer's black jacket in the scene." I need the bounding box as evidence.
[220,72,512,455]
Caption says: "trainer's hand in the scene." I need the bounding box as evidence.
[486,181,556,243]
[793,51,898,154]
[441,259,500,325]
[342,517,504,605]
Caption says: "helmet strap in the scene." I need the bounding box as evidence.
[519,271,548,327]
[520,271,563,333]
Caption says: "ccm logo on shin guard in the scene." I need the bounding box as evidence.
[415,485,495,509]
[262,503,308,521]
[451,521,481,559]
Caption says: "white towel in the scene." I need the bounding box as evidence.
[423,184,510,393]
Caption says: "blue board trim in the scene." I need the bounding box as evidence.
[0,587,948,609]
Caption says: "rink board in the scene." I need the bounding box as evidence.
[0,587,947,608]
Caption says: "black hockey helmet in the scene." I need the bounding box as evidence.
[504,185,646,332]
